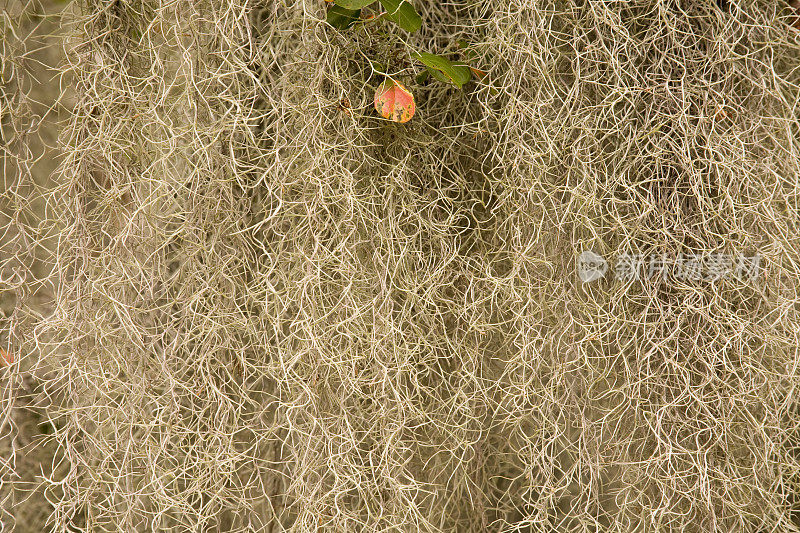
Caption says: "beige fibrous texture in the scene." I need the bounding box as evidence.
[1,0,66,530]
[3,0,800,531]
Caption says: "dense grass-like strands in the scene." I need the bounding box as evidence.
[1,1,66,530]
[4,0,800,531]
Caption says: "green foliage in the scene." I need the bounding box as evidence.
[412,51,472,88]
[333,0,375,8]
[379,0,422,32]
[326,5,361,30]
[326,0,483,93]
[332,0,420,32]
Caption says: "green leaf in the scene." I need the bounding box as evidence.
[334,0,375,9]
[426,67,451,84]
[411,52,472,88]
[379,0,422,33]
[327,5,362,29]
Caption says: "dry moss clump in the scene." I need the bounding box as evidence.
[4,0,800,531]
